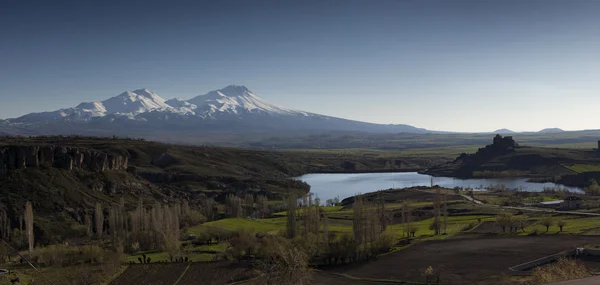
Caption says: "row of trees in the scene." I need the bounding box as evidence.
[224,194,270,219]
[87,198,186,253]
[496,213,566,233]
[280,192,397,265]
[0,201,35,257]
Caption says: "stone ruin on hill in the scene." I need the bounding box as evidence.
[492,134,517,150]
[454,134,518,163]
[0,145,128,177]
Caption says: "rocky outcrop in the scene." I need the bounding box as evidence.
[492,134,516,150]
[0,145,128,176]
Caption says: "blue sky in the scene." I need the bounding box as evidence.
[1,0,599,132]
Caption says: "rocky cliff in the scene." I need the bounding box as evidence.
[0,145,128,176]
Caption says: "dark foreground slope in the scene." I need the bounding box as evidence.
[0,136,431,244]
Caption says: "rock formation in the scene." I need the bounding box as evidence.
[0,145,128,176]
[492,134,516,150]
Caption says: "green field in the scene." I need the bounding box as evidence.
[563,163,600,173]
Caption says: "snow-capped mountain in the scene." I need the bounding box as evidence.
[183,85,307,117]
[14,89,180,123]
[5,85,430,140]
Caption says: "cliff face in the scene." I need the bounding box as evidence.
[0,145,128,176]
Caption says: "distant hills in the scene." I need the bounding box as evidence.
[493,128,516,134]
[537,128,565,134]
[0,85,586,145]
[491,128,565,134]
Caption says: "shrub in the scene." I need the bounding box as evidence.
[228,230,257,259]
[495,213,513,233]
[529,258,590,284]
[409,226,419,237]
[539,216,555,232]
[557,220,566,232]
[255,235,310,285]
[373,231,395,254]
[292,233,320,261]
[180,210,207,228]
[81,245,103,263]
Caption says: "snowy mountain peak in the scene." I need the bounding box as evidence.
[87,88,171,117]
[218,85,251,96]
[5,85,431,137]
[184,85,303,116]
[11,85,307,123]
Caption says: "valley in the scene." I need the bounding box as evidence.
[2,134,600,284]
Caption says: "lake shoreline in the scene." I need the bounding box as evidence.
[302,168,422,174]
[298,172,584,204]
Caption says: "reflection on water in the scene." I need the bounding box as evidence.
[297,172,582,204]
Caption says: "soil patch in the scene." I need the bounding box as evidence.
[326,235,600,284]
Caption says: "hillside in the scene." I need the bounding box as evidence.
[0,136,431,244]
[425,135,600,181]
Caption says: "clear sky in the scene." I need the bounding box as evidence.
[1,0,599,132]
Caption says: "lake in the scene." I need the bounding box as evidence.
[297,172,583,204]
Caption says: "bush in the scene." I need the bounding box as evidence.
[32,244,106,267]
[373,231,395,254]
[292,233,320,261]
[530,228,540,236]
[81,245,103,263]
[180,210,207,228]
[228,230,257,259]
[495,213,513,233]
[539,216,555,232]
[557,220,567,232]
[255,235,311,285]
[529,258,590,284]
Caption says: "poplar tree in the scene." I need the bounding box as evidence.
[24,201,34,256]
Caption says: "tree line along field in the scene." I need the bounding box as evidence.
[4,186,600,284]
[106,187,600,285]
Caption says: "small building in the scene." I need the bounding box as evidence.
[560,196,582,210]
[538,200,563,208]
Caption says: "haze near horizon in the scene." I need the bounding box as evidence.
[1,0,599,132]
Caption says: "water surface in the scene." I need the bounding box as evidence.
[297,172,583,204]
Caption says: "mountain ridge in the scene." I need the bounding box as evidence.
[3,85,431,141]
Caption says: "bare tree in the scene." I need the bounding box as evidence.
[496,212,513,233]
[182,200,190,217]
[201,198,217,221]
[0,209,11,241]
[255,195,270,218]
[375,191,388,233]
[558,219,566,232]
[285,195,298,238]
[410,225,419,237]
[352,194,364,245]
[225,194,243,218]
[540,216,555,232]
[24,201,34,256]
[401,203,413,238]
[432,189,442,235]
[256,236,311,285]
[85,213,93,238]
[244,194,255,218]
[95,202,104,239]
[442,191,448,234]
